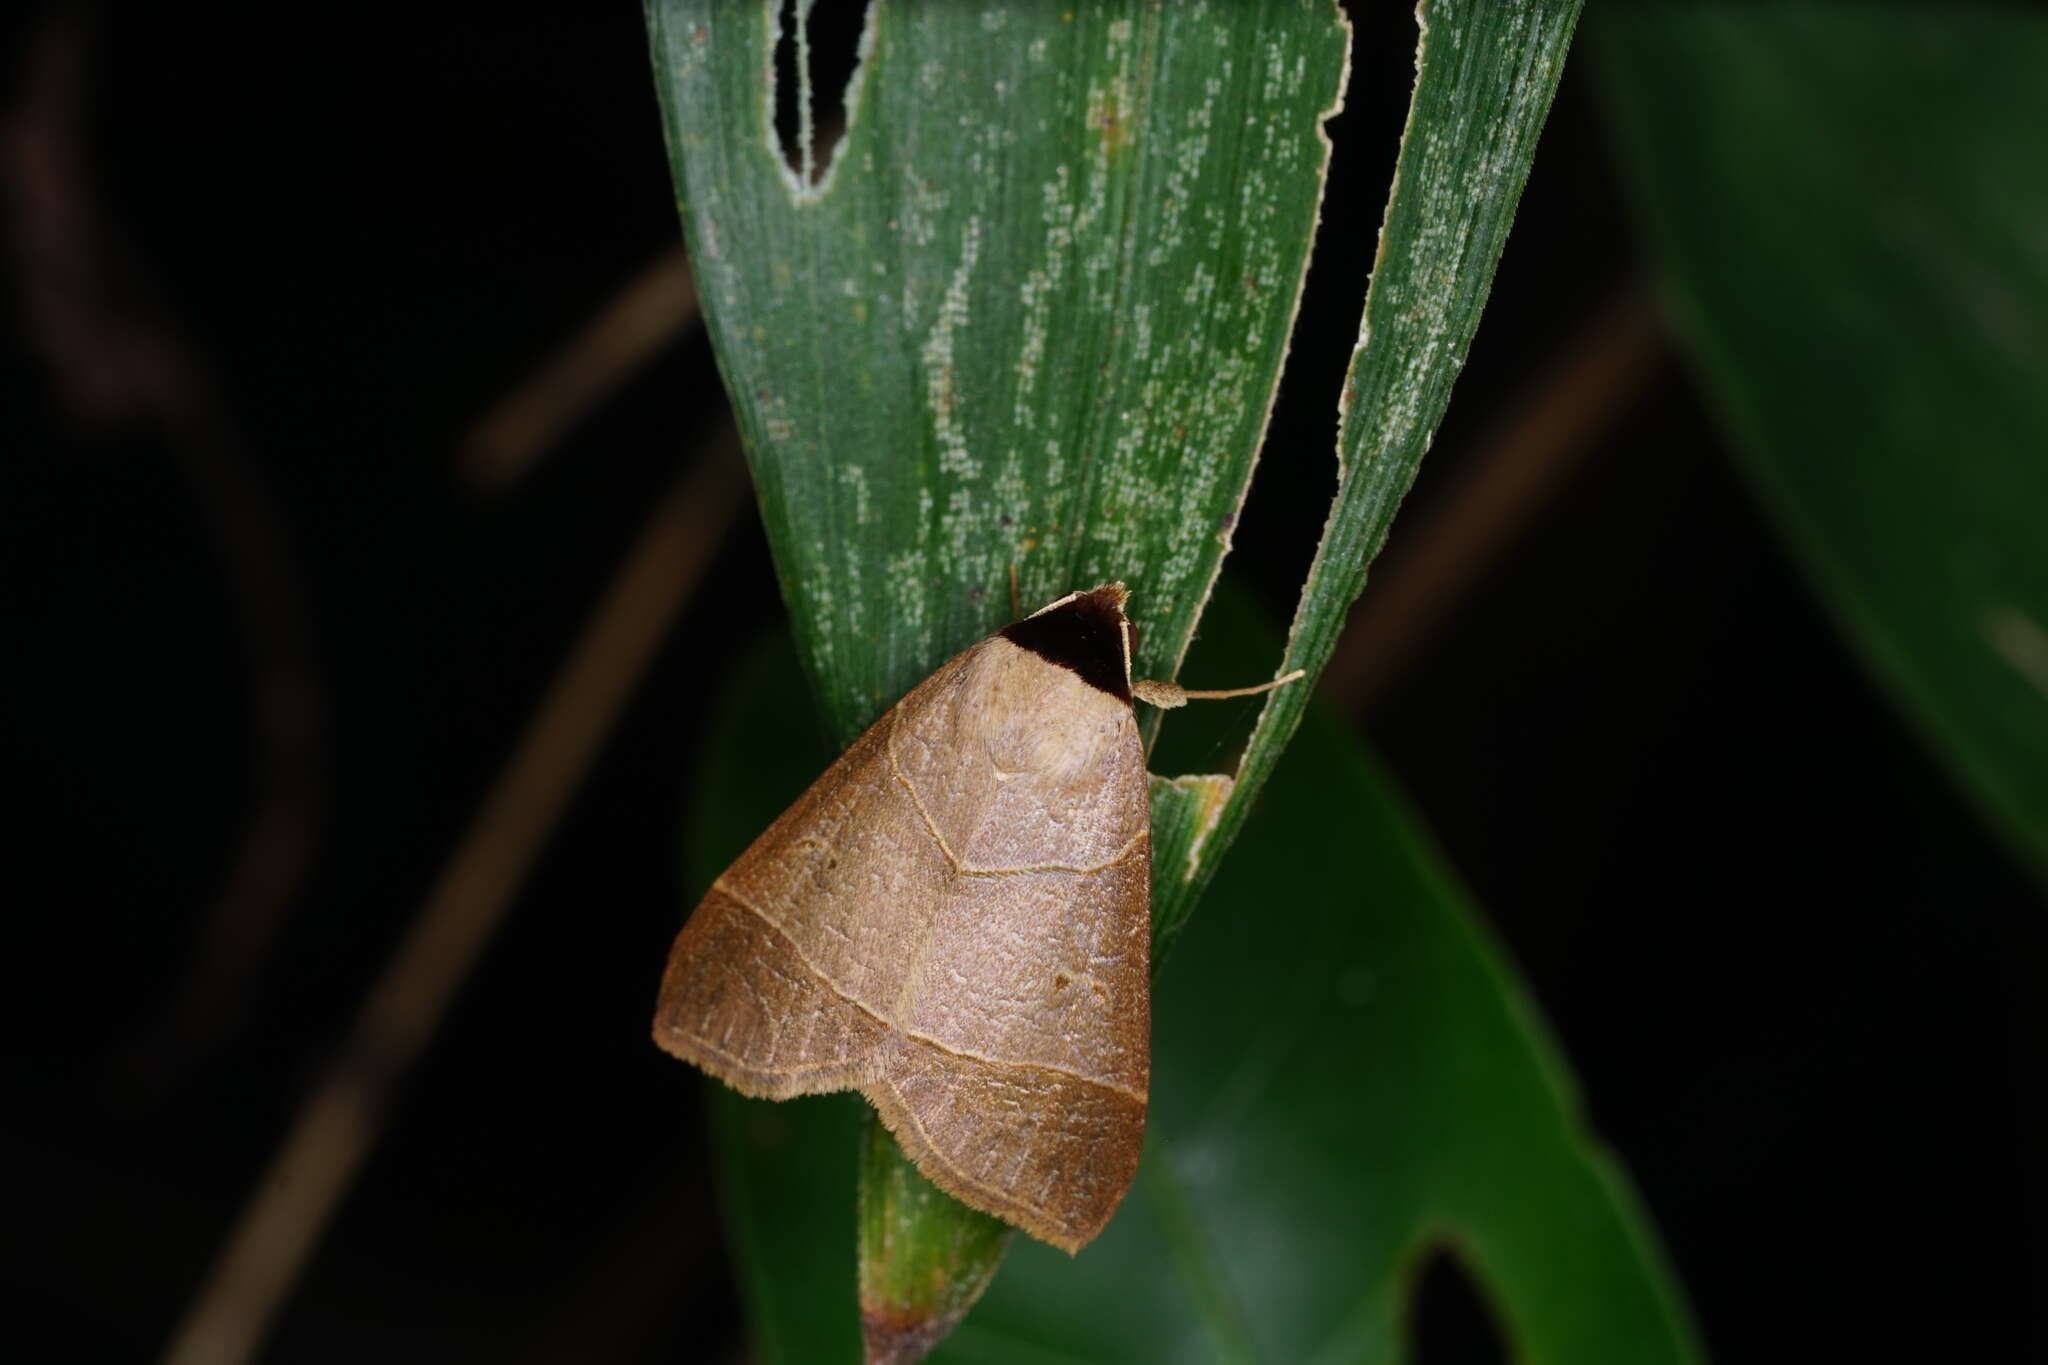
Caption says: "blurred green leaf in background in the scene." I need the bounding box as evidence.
[1593,5,2048,885]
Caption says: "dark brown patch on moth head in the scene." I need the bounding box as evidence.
[1001,583,1132,702]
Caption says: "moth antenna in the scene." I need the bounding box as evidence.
[1132,668,1306,710]
[1008,562,1022,619]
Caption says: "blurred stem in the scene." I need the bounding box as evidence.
[159,430,750,1365]
[2,4,330,1106]
[458,244,700,493]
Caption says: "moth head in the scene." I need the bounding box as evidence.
[1005,582,1136,702]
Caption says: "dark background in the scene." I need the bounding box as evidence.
[4,3,2038,1362]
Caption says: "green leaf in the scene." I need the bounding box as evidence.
[1155,0,1586,943]
[1591,6,2048,883]
[648,0,1592,1349]
[688,601,1703,1363]
[645,0,1347,746]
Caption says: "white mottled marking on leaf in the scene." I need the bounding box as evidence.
[898,171,944,250]
[924,217,984,485]
[809,562,837,669]
[888,548,928,644]
[839,464,871,526]
[1014,164,1074,429]
[839,558,863,638]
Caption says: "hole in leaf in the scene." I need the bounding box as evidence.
[1409,1246,1508,1365]
[771,0,871,190]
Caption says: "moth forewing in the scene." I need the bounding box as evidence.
[655,580,1302,1251]
[654,583,1151,1251]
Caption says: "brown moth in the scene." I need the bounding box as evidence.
[652,582,1295,1251]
